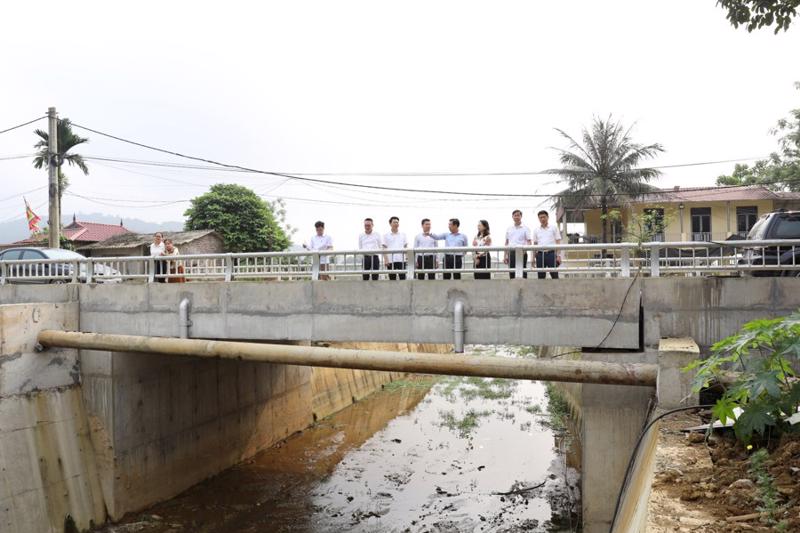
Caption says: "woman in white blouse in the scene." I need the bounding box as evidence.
[150,232,166,282]
[472,220,492,280]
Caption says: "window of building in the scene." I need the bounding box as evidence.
[643,208,665,241]
[691,207,712,241]
[736,206,758,236]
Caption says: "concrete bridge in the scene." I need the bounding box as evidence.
[2,276,798,350]
[1,276,799,533]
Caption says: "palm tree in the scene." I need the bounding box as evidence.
[32,118,89,214]
[547,117,664,244]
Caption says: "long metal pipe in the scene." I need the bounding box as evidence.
[38,330,658,386]
[453,300,465,353]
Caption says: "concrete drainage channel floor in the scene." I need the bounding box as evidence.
[96,346,581,533]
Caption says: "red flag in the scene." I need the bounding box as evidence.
[24,197,41,234]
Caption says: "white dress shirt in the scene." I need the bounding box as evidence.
[505,224,531,246]
[359,232,383,251]
[533,224,562,247]
[383,231,407,262]
[413,233,438,259]
[309,234,333,264]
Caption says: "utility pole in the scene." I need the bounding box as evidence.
[47,107,59,248]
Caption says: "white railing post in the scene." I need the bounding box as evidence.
[406,249,415,279]
[0,262,6,285]
[70,260,79,283]
[514,247,524,279]
[85,258,94,284]
[148,257,156,283]
[650,246,660,277]
[620,248,631,278]
[311,253,320,281]
[225,254,234,282]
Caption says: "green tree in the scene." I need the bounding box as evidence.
[32,118,90,213]
[547,117,664,244]
[184,184,290,252]
[716,83,800,191]
[717,0,799,33]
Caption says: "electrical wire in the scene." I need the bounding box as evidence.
[608,405,716,533]
[0,117,45,136]
[69,122,791,199]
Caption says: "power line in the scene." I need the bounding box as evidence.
[0,117,45,136]
[70,121,778,199]
[0,154,35,161]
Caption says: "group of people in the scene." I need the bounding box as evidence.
[150,232,184,282]
[305,209,563,281]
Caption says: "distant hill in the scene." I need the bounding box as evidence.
[0,212,184,244]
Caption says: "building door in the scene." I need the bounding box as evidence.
[736,206,758,238]
[691,207,712,241]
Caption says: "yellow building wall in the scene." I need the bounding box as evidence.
[582,200,775,242]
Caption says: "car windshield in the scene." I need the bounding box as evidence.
[773,214,800,239]
[747,216,769,240]
[43,249,86,260]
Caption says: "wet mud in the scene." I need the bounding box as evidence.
[98,346,580,533]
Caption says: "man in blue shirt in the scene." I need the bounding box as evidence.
[432,218,468,280]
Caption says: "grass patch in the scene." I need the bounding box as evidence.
[438,376,517,401]
[439,409,493,438]
[543,383,571,432]
[525,404,543,414]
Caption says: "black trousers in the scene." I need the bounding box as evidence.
[475,254,491,279]
[536,251,559,279]
[388,261,407,280]
[443,254,463,280]
[362,255,380,280]
[154,259,166,283]
[416,255,435,280]
[509,252,527,279]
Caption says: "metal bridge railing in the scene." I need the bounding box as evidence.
[1,240,798,284]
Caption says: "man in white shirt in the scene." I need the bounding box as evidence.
[359,217,383,280]
[382,216,407,280]
[413,218,438,280]
[304,221,333,280]
[504,209,532,279]
[533,210,562,279]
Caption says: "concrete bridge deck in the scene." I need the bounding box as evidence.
[2,277,798,350]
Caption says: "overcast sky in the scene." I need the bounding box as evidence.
[1,0,798,248]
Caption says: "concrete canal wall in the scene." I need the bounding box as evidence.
[0,301,446,531]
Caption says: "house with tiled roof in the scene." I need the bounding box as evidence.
[555,184,800,243]
[1,215,131,249]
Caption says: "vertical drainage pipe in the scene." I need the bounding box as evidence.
[179,298,192,339]
[453,300,465,353]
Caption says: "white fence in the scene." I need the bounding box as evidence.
[1,240,799,284]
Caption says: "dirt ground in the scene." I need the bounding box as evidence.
[649,412,800,532]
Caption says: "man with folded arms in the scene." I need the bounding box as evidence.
[359,218,383,280]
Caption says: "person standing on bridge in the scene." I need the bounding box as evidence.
[473,220,492,280]
[413,218,438,280]
[504,209,531,279]
[383,216,407,280]
[432,218,468,280]
[305,221,333,281]
[150,232,166,283]
[359,218,383,281]
[533,210,562,279]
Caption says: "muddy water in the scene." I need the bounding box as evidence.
[101,346,580,533]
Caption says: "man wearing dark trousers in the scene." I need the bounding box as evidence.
[533,210,562,279]
[383,216,408,280]
[504,209,532,279]
[358,218,382,280]
[413,218,438,280]
[432,218,468,280]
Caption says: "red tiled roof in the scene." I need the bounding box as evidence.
[62,221,131,242]
[9,220,131,246]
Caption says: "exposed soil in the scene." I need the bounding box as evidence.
[96,346,580,533]
[649,412,800,532]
